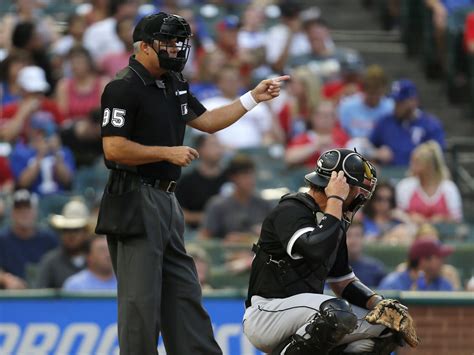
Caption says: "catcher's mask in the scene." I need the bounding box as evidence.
[305,148,377,217]
[142,13,192,72]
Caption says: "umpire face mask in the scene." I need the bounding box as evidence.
[147,15,192,72]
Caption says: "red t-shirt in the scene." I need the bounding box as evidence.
[0,157,13,186]
[464,12,474,51]
[0,98,64,141]
[287,125,349,168]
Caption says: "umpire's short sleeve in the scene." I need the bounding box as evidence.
[187,87,207,118]
[101,80,137,138]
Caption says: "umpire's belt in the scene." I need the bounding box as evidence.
[140,176,177,192]
[110,170,177,193]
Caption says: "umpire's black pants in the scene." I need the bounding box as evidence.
[106,182,222,355]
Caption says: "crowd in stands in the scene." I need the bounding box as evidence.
[0,0,472,293]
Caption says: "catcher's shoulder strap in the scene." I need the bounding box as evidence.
[279,192,321,213]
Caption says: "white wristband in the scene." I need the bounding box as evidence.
[240,91,258,111]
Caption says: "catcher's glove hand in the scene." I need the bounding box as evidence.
[365,299,420,348]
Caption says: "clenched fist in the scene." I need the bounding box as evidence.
[167,146,199,167]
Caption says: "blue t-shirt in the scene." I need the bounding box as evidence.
[378,270,454,291]
[369,110,445,166]
[338,94,394,138]
[9,143,75,195]
[62,269,117,291]
[0,82,21,106]
[442,0,474,12]
[0,227,58,278]
[351,256,387,288]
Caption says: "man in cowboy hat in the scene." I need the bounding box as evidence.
[34,199,91,288]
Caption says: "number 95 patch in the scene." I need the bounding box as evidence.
[102,108,126,127]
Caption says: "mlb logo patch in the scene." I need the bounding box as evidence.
[181,103,188,115]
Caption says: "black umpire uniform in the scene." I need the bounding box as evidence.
[96,14,222,355]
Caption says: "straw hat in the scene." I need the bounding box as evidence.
[50,200,90,230]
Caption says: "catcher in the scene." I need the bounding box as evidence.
[243,148,419,354]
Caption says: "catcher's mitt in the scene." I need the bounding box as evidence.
[365,299,420,348]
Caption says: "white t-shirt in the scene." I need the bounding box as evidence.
[201,96,273,149]
[265,24,310,64]
[83,18,124,63]
[396,177,463,221]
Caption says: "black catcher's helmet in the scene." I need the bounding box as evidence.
[305,148,377,213]
[139,12,192,72]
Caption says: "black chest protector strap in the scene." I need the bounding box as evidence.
[251,243,326,298]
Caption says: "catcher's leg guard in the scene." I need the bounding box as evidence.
[329,331,403,355]
[271,299,358,355]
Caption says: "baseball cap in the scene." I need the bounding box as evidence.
[49,199,90,230]
[216,15,239,32]
[17,66,50,93]
[13,189,38,208]
[30,115,57,137]
[390,79,417,102]
[409,239,454,261]
[132,12,171,43]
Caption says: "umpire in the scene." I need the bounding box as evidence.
[95,12,288,355]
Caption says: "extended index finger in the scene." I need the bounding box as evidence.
[272,75,291,82]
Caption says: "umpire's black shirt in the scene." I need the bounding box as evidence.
[101,56,207,180]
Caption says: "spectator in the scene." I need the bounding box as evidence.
[83,0,111,26]
[0,152,14,193]
[11,21,55,92]
[290,18,359,83]
[186,244,213,291]
[63,235,117,291]
[0,49,32,106]
[338,65,393,139]
[99,16,134,77]
[425,0,474,71]
[370,79,445,166]
[0,65,63,143]
[346,220,386,287]
[464,10,474,54]
[190,48,225,101]
[378,238,454,291]
[60,108,103,168]
[2,0,58,50]
[213,16,242,71]
[0,190,57,288]
[175,134,226,230]
[238,5,267,52]
[396,140,463,223]
[35,199,90,288]
[201,65,274,149]
[278,66,322,142]
[265,0,310,73]
[285,101,348,168]
[200,155,272,241]
[55,46,108,123]
[9,115,75,195]
[322,50,365,101]
[83,0,138,63]
[467,276,474,291]
[362,181,411,240]
[51,14,87,59]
